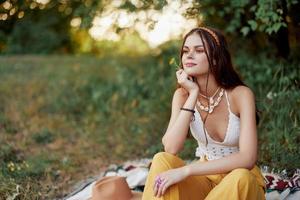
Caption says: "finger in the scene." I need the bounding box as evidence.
[153,176,160,191]
[161,181,170,196]
[153,182,158,197]
[153,177,163,197]
[176,71,182,78]
[181,70,187,77]
[176,69,183,76]
[179,73,188,82]
[154,177,163,197]
[155,185,161,197]
[157,179,167,197]
[153,175,159,191]
[177,70,187,78]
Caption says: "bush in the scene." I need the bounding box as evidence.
[234,52,300,171]
[4,13,70,54]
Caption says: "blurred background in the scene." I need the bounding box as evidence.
[0,0,299,199]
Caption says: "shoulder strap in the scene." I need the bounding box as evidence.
[224,90,231,107]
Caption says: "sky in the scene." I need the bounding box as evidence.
[87,0,198,48]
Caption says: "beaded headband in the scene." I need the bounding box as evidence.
[199,27,220,46]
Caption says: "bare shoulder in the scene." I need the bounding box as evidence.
[230,85,256,112]
[231,85,255,100]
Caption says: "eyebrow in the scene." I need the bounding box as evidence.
[183,45,204,48]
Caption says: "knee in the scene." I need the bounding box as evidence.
[153,151,176,160]
[151,151,184,168]
[230,168,255,185]
[153,152,167,159]
[152,152,176,164]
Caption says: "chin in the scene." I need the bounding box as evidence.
[184,67,202,76]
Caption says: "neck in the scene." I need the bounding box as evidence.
[195,73,220,97]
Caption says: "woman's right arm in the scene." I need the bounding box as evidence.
[162,87,199,155]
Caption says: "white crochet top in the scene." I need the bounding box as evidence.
[190,90,240,160]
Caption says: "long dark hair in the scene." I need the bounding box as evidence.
[178,27,259,145]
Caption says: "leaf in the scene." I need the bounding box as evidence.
[273,22,283,32]
[248,20,258,30]
[250,5,257,12]
[276,8,283,15]
[241,26,250,36]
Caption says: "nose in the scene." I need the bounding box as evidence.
[187,50,195,59]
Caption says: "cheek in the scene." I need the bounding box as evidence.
[197,54,209,63]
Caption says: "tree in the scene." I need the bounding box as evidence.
[183,0,300,58]
[0,0,102,53]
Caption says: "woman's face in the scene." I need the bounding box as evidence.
[181,33,210,77]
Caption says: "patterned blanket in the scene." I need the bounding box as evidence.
[64,158,300,200]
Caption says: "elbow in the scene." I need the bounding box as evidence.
[244,161,256,170]
[162,140,182,155]
[237,151,257,170]
[242,154,257,170]
[163,146,179,155]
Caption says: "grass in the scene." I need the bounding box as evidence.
[0,52,299,199]
[0,54,176,199]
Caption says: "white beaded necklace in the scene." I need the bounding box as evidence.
[199,87,220,104]
[197,88,224,114]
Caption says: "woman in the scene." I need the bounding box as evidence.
[142,27,266,200]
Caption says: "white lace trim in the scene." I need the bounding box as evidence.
[195,143,239,160]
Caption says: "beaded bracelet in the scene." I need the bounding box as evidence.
[180,108,195,121]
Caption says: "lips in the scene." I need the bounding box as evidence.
[185,63,197,67]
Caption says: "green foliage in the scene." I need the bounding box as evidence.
[0,144,20,163]
[248,0,286,35]
[190,0,298,36]
[234,51,300,170]
[32,129,55,144]
[120,0,168,11]
[4,15,69,54]
[259,89,299,171]
[0,115,19,135]
[0,0,103,54]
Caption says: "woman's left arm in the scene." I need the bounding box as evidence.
[183,86,258,176]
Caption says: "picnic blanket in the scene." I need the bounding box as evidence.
[64,158,300,200]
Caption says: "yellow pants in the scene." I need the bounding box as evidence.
[142,152,266,200]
